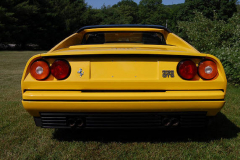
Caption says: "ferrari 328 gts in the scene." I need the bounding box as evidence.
[21,25,227,129]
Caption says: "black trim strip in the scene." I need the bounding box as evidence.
[24,89,224,92]
[40,111,207,116]
[80,90,166,92]
[23,99,225,102]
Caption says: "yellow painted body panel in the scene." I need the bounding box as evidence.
[91,61,159,80]
[46,45,202,57]
[21,27,227,122]
[23,90,225,101]
[21,56,227,92]
[22,100,224,117]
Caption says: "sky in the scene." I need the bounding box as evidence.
[86,0,185,9]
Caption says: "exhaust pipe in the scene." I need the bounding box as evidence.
[162,118,171,127]
[68,118,76,127]
[171,118,180,127]
[76,118,84,127]
[68,117,84,128]
[162,117,180,127]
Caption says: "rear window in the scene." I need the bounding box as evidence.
[81,32,166,45]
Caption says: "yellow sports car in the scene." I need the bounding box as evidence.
[21,25,227,129]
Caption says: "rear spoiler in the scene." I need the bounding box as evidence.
[76,25,172,33]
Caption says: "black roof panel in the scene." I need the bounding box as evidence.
[76,24,171,33]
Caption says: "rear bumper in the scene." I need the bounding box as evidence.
[23,90,225,101]
[22,90,225,117]
[23,90,225,129]
[22,100,225,117]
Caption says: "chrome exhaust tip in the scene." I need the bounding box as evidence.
[68,118,76,127]
[162,118,171,127]
[76,118,84,127]
[171,118,180,127]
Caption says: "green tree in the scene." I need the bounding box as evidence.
[237,1,240,12]
[100,5,121,24]
[82,7,102,26]
[0,0,17,44]
[113,0,138,24]
[0,0,89,49]
[165,3,184,32]
[51,0,88,33]
[100,0,138,24]
[138,0,171,25]
[12,0,41,49]
[177,0,237,21]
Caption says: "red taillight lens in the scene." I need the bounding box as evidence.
[177,60,197,80]
[198,60,218,80]
[51,60,71,80]
[30,60,50,80]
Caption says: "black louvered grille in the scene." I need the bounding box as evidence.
[39,112,207,129]
[180,114,207,128]
[85,113,161,128]
[41,116,67,128]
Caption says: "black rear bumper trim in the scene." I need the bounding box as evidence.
[35,112,210,129]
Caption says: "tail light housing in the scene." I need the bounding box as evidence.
[198,60,218,80]
[30,60,50,80]
[177,60,197,80]
[51,59,71,80]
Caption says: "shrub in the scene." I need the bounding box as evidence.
[210,48,240,86]
[177,12,240,85]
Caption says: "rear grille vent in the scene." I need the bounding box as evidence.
[41,116,67,128]
[39,112,207,129]
[85,113,161,129]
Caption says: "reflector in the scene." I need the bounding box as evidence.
[177,60,197,80]
[30,60,50,80]
[51,60,71,80]
[198,60,218,80]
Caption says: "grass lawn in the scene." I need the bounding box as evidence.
[0,51,240,159]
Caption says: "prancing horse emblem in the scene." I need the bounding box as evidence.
[77,68,84,77]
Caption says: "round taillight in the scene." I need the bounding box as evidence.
[177,60,197,80]
[51,60,71,80]
[198,60,218,80]
[30,60,50,80]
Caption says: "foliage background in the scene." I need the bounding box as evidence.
[0,0,239,84]
[178,11,240,85]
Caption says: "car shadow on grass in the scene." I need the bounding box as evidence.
[52,112,240,143]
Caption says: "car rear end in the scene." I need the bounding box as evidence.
[21,26,227,129]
